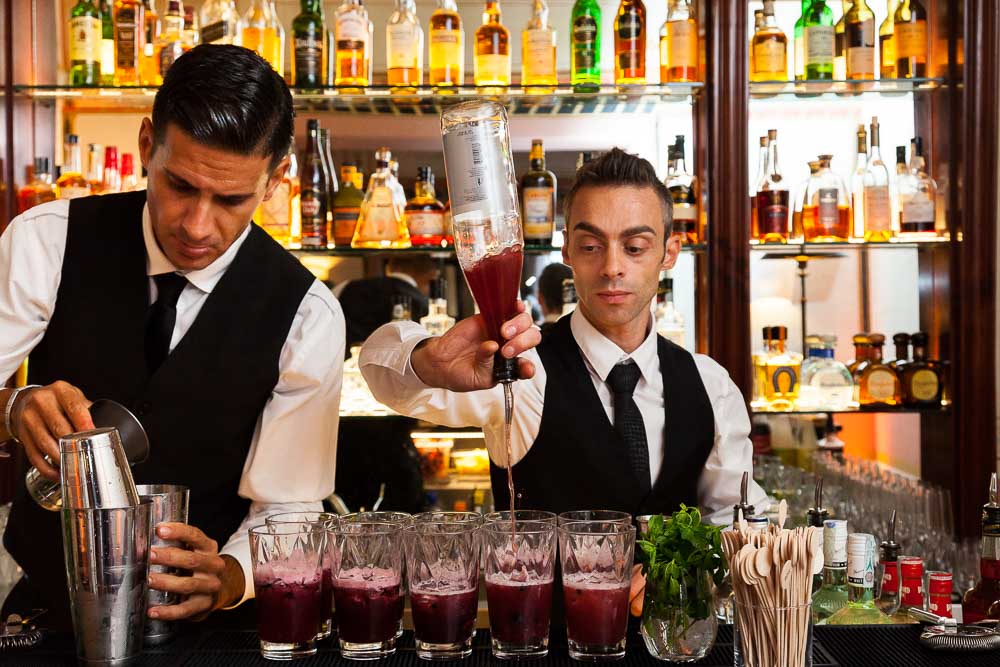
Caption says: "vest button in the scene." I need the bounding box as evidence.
[136,401,152,416]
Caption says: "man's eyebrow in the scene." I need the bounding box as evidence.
[621,225,657,238]
[572,221,608,239]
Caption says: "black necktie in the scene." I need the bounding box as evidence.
[607,361,652,495]
[145,273,188,374]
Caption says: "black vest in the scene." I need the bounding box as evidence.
[5,191,316,624]
[490,315,716,517]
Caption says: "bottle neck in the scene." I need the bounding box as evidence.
[823,563,847,587]
[895,344,909,360]
[65,145,82,174]
[306,129,320,153]
[416,179,436,199]
[303,0,323,13]
[530,155,545,171]
[912,345,927,361]
[766,141,781,179]
[531,0,549,24]
[869,344,884,363]
[438,0,458,10]
[484,0,501,23]
[429,299,448,315]
[854,344,870,361]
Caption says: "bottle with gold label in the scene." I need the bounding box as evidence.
[613,0,646,85]
[428,0,464,87]
[844,0,875,80]
[901,332,941,406]
[857,333,901,407]
[69,0,103,86]
[334,0,369,86]
[333,162,364,246]
[254,148,299,247]
[879,0,898,79]
[475,0,510,86]
[406,166,449,247]
[751,0,787,82]
[894,0,927,79]
[521,0,557,90]
[659,0,697,83]
[387,0,424,89]
[113,0,145,85]
[763,326,801,411]
[521,139,557,247]
[353,147,411,249]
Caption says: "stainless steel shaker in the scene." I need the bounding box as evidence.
[135,484,190,646]
[58,428,141,510]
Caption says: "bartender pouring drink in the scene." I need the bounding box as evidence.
[361,148,766,542]
[0,46,344,628]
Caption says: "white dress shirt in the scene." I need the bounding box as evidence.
[0,198,346,604]
[360,308,767,524]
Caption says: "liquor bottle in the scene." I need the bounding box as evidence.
[750,135,767,241]
[792,160,819,243]
[389,159,407,212]
[901,331,941,406]
[844,0,875,80]
[570,0,601,91]
[199,0,238,45]
[69,0,103,86]
[857,333,900,406]
[847,333,870,375]
[654,274,685,347]
[756,129,789,244]
[241,0,284,73]
[898,136,937,238]
[121,153,138,191]
[474,0,511,86]
[102,146,121,193]
[254,148,299,247]
[803,154,849,241]
[749,10,763,78]
[613,0,646,85]
[889,332,910,371]
[803,0,835,80]
[405,166,448,246]
[420,278,456,335]
[352,147,411,249]
[824,533,893,625]
[799,335,854,411]
[138,0,160,84]
[100,0,115,84]
[863,117,893,241]
[154,0,186,79]
[300,119,329,248]
[318,129,338,238]
[56,135,91,200]
[666,136,698,243]
[750,0,787,82]
[879,0,898,79]
[387,0,424,89]
[562,278,578,316]
[876,513,902,617]
[806,479,831,594]
[894,0,927,79]
[751,327,773,409]
[182,5,199,48]
[334,0,369,86]
[793,0,806,81]
[522,0,557,90]
[392,295,413,321]
[333,162,364,246]
[112,0,144,85]
[833,0,847,80]
[86,143,104,192]
[429,0,464,87]
[813,519,849,623]
[293,0,328,88]
[763,325,801,411]
[849,124,867,237]
[962,474,1000,623]
[17,158,57,214]
[660,0,697,83]
[521,139,557,247]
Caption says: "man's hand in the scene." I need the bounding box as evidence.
[630,564,645,617]
[10,381,94,481]
[147,523,245,622]
[410,300,542,392]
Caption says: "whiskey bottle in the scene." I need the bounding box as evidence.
[113,0,145,85]
[763,325,801,411]
[292,0,327,88]
[405,165,449,247]
[56,135,92,200]
[879,0,898,79]
[898,136,937,238]
[803,0,835,80]
[962,474,1000,623]
[474,0,511,86]
[420,278,456,336]
[863,117,893,242]
[522,0,557,90]
[570,0,601,91]
[824,533,893,625]
[888,332,910,371]
[138,0,159,85]
[334,0,369,86]
[613,0,646,85]
[660,0,697,83]
[793,0,806,81]
[17,158,57,214]
[69,0,102,86]
[750,135,767,241]
[428,0,464,87]
[901,331,941,406]
[844,0,875,80]
[750,0,787,82]
[387,0,424,89]
[666,135,697,243]
[333,162,364,246]
[850,124,868,237]
[894,0,927,79]
[792,160,820,244]
[200,0,238,44]
[749,10,763,79]
[100,0,115,84]
[803,154,849,241]
[254,148,298,247]
[833,0,847,80]
[154,0,185,80]
[521,139,557,246]
[756,129,789,244]
[300,119,329,248]
[241,0,284,73]
[857,333,900,407]
[352,147,411,249]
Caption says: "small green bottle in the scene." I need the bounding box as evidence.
[824,532,894,625]
[100,0,115,85]
[812,519,849,623]
[69,0,102,86]
[793,0,809,81]
[570,0,601,92]
[292,0,328,89]
[803,0,835,80]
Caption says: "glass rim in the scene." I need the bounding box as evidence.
[482,510,557,524]
[557,509,633,525]
[249,522,325,537]
[483,518,556,535]
[341,511,413,524]
[558,520,637,536]
[330,520,407,535]
[265,511,339,527]
[408,511,483,533]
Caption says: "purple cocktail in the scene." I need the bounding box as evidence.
[563,576,631,647]
[255,576,322,645]
[411,588,479,644]
[332,569,404,645]
[485,577,553,651]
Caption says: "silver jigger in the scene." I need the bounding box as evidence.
[135,485,190,646]
[61,502,153,666]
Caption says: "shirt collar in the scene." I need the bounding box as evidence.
[570,307,659,383]
[143,203,252,294]
[386,272,418,288]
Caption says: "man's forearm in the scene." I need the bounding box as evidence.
[215,555,246,611]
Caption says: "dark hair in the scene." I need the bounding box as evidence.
[152,45,294,170]
[537,262,572,312]
[562,148,673,237]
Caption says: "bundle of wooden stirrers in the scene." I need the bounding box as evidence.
[721,500,825,667]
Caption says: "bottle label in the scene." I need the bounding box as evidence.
[770,366,798,394]
[848,549,876,588]
[70,16,102,63]
[114,9,140,68]
[294,34,323,80]
[357,188,398,241]
[430,28,462,70]
[406,210,445,236]
[334,206,361,242]
[753,40,786,76]
[863,185,891,231]
[817,187,839,229]
[159,40,185,74]
[201,20,232,44]
[441,119,518,219]
[525,29,556,77]
[759,195,789,235]
[866,368,897,400]
[805,25,834,67]
[475,53,510,83]
[928,596,952,617]
[387,23,420,69]
[881,562,899,593]
[300,190,327,246]
[337,13,368,43]
[665,20,698,69]
[895,21,927,60]
[523,186,554,239]
[881,37,896,74]
[617,10,642,40]
[909,369,940,401]
[672,203,697,222]
[573,15,598,70]
[901,579,924,607]
[900,193,934,225]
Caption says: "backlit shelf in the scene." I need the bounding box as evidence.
[750,77,947,98]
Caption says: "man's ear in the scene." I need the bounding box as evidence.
[262,155,291,201]
[661,232,682,270]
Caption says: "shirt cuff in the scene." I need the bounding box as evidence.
[219,535,255,608]
[360,321,434,383]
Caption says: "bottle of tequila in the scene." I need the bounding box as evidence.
[352,148,411,248]
[659,0,697,83]
[570,0,601,91]
[521,0,557,89]
[428,0,464,87]
[798,335,854,411]
[901,331,942,405]
[474,0,511,86]
[420,278,456,336]
[334,0,369,86]
[857,333,900,406]
[762,325,801,411]
[613,0,646,85]
[824,533,893,625]
[387,0,424,89]
[813,519,848,623]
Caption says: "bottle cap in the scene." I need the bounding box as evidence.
[823,519,848,563]
[893,332,911,345]
[772,325,788,340]
[868,333,886,346]
[493,354,520,383]
[900,555,924,578]
[104,146,118,167]
[847,532,874,555]
[33,156,50,175]
[853,333,870,345]
[927,571,951,595]
[910,331,929,346]
[121,153,134,176]
[66,134,79,145]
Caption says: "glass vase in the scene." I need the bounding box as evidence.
[641,569,718,662]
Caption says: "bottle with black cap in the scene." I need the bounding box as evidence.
[962,473,1000,623]
[17,157,57,214]
[901,331,942,406]
[807,477,830,594]
[876,509,903,618]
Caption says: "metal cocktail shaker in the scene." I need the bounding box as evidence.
[135,484,190,646]
[58,428,141,510]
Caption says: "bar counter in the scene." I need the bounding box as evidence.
[4,623,997,666]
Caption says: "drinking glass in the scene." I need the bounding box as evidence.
[266,511,339,640]
[329,520,406,659]
[483,509,557,525]
[559,520,635,661]
[248,523,325,660]
[483,519,557,659]
[557,510,633,526]
[405,512,482,660]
